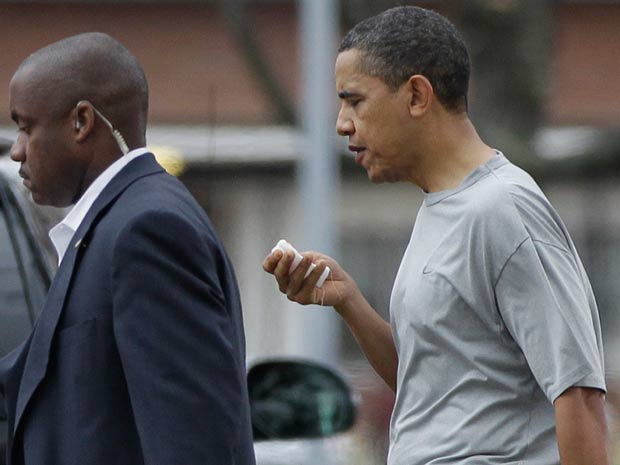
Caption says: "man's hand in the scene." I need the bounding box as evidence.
[263,247,399,391]
[262,248,357,308]
[554,386,609,465]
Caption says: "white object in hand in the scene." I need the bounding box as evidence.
[271,239,330,288]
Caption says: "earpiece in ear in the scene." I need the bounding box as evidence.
[76,120,83,130]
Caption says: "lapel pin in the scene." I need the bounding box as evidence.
[74,238,83,249]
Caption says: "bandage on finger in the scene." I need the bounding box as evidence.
[271,239,330,288]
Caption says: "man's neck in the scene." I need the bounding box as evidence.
[416,115,496,193]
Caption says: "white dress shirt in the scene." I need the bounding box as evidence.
[49,147,150,265]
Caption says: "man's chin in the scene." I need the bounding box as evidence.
[30,191,67,208]
[367,169,387,184]
[30,192,50,206]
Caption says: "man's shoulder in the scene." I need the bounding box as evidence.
[121,171,200,214]
[469,161,570,250]
[466,160,535,206]
[459,160,543,217]
[98,171,212,239]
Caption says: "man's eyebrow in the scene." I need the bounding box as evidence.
[338,90,362,99]
[11,110,33,125]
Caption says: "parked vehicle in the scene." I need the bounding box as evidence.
[0,144,356,464]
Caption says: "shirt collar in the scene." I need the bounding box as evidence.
[49,147,150,264]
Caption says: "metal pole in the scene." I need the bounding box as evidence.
[292,0,340,363]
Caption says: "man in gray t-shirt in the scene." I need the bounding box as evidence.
[264,6,609,465]
[389,152,605,464]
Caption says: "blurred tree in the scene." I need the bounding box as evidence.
[339,0,401,31]
[444,0,554,165]
[215,0,297,125]
[218,0,400,127]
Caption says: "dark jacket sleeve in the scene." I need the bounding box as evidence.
[111,209,252,464]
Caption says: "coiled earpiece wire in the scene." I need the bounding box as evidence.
[76,100,130,155]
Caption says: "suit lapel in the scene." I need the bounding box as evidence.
[13,153,164,436]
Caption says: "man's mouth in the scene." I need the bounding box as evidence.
[18,170,31,188]
[348,145,366,164]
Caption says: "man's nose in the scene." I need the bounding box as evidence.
[10,137,25,163]
[336,108,354,137]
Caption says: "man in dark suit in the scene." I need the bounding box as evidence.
[1,32,256,465]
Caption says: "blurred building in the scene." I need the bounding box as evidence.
[0,0,619,378]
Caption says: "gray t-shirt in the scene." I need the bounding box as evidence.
[388,153,605,465]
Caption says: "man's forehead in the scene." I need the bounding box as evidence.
[335,49,364,75]
[9,63,57,118]
[10,70,33,105]
[335,50,389,96]
[10,63,44,95]
[335,50,366,89]
[9,69,27,109]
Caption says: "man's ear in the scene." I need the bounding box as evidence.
[73,101,95,142]
[406,75,434,118]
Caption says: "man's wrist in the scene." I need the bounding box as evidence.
[333,285,365,319]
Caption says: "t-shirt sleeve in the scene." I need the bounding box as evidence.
[495,237,606,403]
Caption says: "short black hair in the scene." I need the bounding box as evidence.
[339,6,470,112]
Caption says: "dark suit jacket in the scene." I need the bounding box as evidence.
[0,154,255,465]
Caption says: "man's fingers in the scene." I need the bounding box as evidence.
[272,251,293,277]
[264,249,334,305]
[273,251,296,292]
[286,259,330,304]
[262,249,282,274]
[306,260,328,288]
[286,256,312,296]
[311,286,326,306]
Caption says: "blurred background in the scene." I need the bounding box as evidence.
[0,0,618,462]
